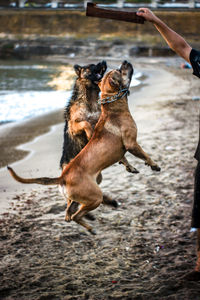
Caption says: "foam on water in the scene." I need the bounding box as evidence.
[0,64,143,124]
[0,90,72,123]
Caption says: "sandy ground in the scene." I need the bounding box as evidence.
[1,57,200,299]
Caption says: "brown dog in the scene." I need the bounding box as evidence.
[60,61,117,219]
[8,61,160,234]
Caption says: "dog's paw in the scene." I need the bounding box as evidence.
[65,215,72,222]
[102,195,118,208]
[88,228,97,235]
[84,213,96,221]
[151,165,161,172]
[126,166,139,174]
[111,200,119,208]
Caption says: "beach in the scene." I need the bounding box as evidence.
[1,56,200,299]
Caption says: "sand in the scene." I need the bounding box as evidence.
[1,57,200,299]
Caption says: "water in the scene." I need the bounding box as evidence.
[0,60,73,124]
[0,59,142,124]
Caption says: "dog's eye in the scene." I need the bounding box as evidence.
[83,70,91,76]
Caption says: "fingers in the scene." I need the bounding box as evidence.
[137,8,147,14]
[136,8,158,23]
[136,7,149,16]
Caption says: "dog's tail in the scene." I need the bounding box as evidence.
[7,166,61,186]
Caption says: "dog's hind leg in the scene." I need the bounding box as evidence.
[65,200,79,222]
[96,173,118,208]
[71,198,102,234]
[96,172,102,184]
[65,199,96,222]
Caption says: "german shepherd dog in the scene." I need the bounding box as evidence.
[60,61,106,169]
[8,61,160,234]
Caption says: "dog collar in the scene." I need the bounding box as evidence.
[98,88,129,105]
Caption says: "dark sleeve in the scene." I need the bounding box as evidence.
[190,48,200,79]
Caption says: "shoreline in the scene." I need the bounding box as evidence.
[0,56,148,170]
[0,108,63,169]
[0,58,194,214]
[0,62,146,170]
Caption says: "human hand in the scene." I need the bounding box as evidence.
[136,8,159,24]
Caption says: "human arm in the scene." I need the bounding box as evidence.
[137,8,192,63]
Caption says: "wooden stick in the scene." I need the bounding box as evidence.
[86,3,145,24]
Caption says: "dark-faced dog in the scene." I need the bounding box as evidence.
[8,61,160,234]
[60,61,107,169]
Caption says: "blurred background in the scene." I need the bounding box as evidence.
[0,0,199,123]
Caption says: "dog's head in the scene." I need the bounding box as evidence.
[74,61,107,85]
[99,61,133,94]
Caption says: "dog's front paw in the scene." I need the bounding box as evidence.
[84,212,96,221]
[126,165,139,174]
[65,214,72,222]
[88,228,97,235]
[151,165,161,172]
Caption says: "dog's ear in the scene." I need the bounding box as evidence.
[74,65,82,77]
[96,61,107,76]
[120,61,134,88]
[101,61,107,74]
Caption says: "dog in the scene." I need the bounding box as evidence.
[60,61,106,169]
[8,61,160,234]
[59,61,138,219]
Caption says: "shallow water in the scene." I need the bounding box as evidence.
[0,59,72,123]
[0,59,142,123]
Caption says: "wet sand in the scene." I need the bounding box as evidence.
[1,57,200,299]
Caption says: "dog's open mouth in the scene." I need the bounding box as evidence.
[94,73,103,84]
